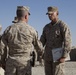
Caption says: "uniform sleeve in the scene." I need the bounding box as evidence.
[32,31,43,54]
[40,27,46,47]
[0,28,9,63]
[61,23,72,58]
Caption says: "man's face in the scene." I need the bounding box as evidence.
[48,11,58,21]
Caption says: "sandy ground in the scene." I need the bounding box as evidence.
[32,61,45,75]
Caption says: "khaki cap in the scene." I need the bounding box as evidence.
[46,6,58,15]
[17,6,30,15]
[12,17,18,23]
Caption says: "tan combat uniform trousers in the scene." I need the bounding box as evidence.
[44,60,65,75]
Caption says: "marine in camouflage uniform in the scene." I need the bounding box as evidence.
[40,6,72,75]
[0,6,43,75]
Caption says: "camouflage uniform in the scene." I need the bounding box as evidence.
[40,20,72,75]
[0,21,43,75]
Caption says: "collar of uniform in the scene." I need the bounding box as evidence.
[17,21,28,25]
[50,19,59,26]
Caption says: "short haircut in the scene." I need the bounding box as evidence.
[16,10,27,18]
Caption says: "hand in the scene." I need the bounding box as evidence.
[0,63,6,69]
[40,56,42,58]
[2,64,6,70]
[58,57,66,63]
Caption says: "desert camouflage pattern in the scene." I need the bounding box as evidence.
[0,21,43,75]
[40,20,72,75]
[40,20,71,61]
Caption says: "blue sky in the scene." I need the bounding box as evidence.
[0,0,76,46]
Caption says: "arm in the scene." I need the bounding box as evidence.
[32,31,43,56]
[0,30,8,67]
[40,27,46,47]
[59,23,72,62]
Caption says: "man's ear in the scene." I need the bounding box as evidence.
[25,15,27,19]
[57,11,59,15]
